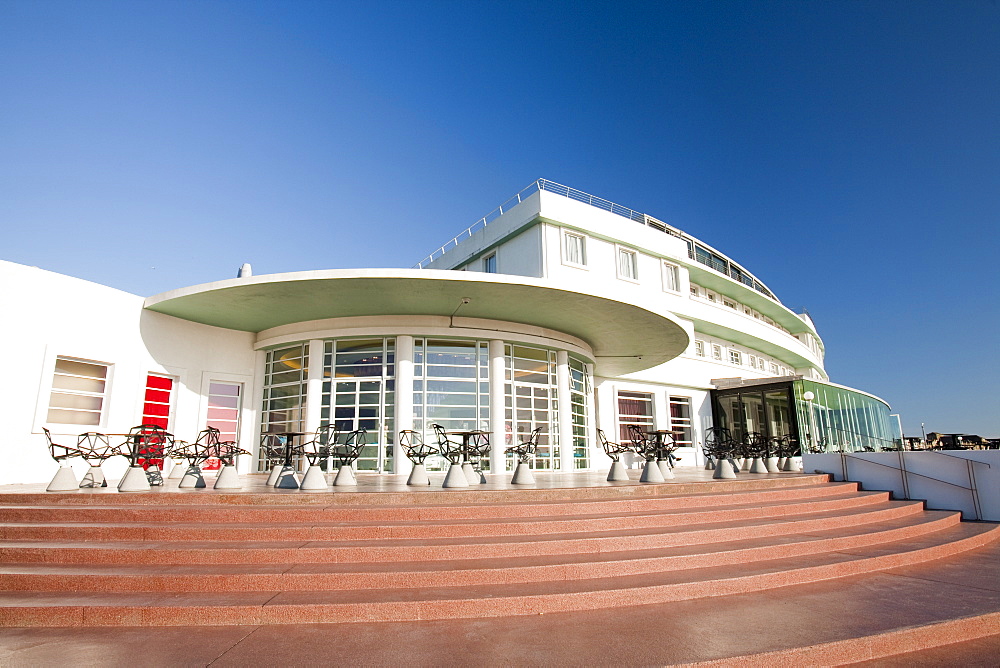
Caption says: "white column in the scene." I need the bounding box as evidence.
[304,340,325,436]
[585,363,598,470]
[248,349,268,473]
[557,350,573,473]
[394,335,415,476]
[489,339,506,474]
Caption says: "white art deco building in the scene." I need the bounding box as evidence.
[1,180,903,485]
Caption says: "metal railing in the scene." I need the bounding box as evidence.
[836,450,990,520]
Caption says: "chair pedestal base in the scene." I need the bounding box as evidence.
[407,463,430,486]
[300,465,329,490]
[265,466,282,486]
[146,465,164,486]
[765,456,781,473]
[713,458,738,480]
[167,460,186,479]
[118,465,151,492]
[606,460,629,481]
[46,465,79,492]
[657,460,675,479]
[214,465,241,489]
[442,463,469,488]
[333,466,356,486]
[782,456,799,472]
[639,460,665,483]
[510,461,535,485]
[178,465,206,488]
[461,462,478,485]
[80,465,106,488]
[749,457,769,473]
[777,457,788,470]
[274,466,301,489]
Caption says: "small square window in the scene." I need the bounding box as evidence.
[729,350,742,365]
[483,253,496,273]
[617,247,638,281]
[562,232,587,267]
[770,362,779,374]
[712,344,722,361]
[690,285,700,297]
[723,299,736,309]
[662,262,680,292]
[694,340,705,357]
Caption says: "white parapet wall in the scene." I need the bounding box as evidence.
[804,450,1000,521]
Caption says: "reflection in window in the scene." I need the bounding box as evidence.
[662,262,679,292]
[618,390,653,443]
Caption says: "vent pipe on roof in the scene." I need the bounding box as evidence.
[238,263,252,278]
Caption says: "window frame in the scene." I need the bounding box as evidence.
[712,344,723,361]
[561,231,588,269]
[483,253,497,274]
[616,245,639,282]
[45,356,112,428]
[694,340,705,357]
[661,261,680,293]
[729,350,743,365]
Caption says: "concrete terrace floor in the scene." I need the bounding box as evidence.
[1,467,999,666]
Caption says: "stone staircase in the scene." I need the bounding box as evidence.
[0,473,997,663]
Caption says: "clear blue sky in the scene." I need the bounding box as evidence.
[2,0,998,436]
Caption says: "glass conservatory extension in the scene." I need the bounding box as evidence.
[712,378,902,454]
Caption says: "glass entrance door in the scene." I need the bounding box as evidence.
[332,378,392,473]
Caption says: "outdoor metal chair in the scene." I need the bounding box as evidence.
[626,424,657,461]
[431,424,464,464]
[506,427,542,484]
[329,428,368,485]
[42,428,85,491]
[77,432,115,488]
[399,429,438,485]
[120,424,174,487]
[598,428,631,481]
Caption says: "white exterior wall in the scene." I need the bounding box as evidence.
[0,261,257,486]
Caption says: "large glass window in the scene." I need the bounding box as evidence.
[570,357,590,468]
[47,357,109,426]
[795,380,900,452]
[618,390,653,443]
[669,396,693,447]
[259,344,308,470]
[507,345,558,470]
[322,338,395,472]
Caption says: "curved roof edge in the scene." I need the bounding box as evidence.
[144,269,691,376]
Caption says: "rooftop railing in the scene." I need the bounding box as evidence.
[411,179,777,301]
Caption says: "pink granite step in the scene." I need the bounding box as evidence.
[0,488,892,542]
[0,511,961,592]
[0,501,927,564]
[0,522,995,627]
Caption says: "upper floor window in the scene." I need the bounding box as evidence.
[770,362,779,375]
[661,262,680,292]
[712,344,722,361]
[690,285,700,297]
[562,232,587,267]
[47,357,109,426]
[729,350,742,365]
[483,253,497,273]
[723,299,737,309]
[617,247,638,281]
[694,340,705,357]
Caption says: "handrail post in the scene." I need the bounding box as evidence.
[898,450,909,499]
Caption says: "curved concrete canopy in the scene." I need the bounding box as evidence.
[144,269,690,376]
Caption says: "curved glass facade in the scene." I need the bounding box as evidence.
[795,380,902,452]
[258,334,593,474]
